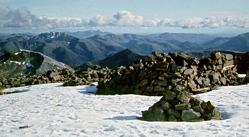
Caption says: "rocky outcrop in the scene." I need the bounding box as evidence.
[97,52,240,95]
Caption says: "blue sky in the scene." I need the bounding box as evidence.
[0,0,249,34]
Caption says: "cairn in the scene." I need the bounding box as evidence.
[139,87,222,122]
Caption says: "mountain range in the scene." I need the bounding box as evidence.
[1,31,249,67]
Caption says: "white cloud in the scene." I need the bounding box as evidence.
[0,7,249,30]
[112,10,144,26]
[40,16,86,28]
[155,16,249,29]
[0,8,41,28]
[88,15,109,26]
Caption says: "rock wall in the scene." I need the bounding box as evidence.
[97,52,240,95]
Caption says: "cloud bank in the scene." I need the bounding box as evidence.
[0,7,249,30]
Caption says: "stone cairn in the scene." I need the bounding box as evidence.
[0,66,112,89]
[139,92,221,122]
[96,52,241,122]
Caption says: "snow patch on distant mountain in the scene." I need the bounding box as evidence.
[0,49,73,78]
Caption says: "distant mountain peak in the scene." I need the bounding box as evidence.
[98,49,143,68]
[118,48,133,54]
[209,32,249,52]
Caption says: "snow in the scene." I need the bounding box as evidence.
[51,32,56,39]
[26,62,34,68]
[9,61,22,65]
[1,83,249,137]
[239,74,246,78]
[14,52,20,55]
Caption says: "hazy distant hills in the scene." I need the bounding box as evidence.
[98,49,143,68]
[75,49,143,70]
[1,31,249,67]
[0,49,72,78]
[0,32,123,66]
[148,32,216,44]
[208,32,249,52]
[67,30,111,39]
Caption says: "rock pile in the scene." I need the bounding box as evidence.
[63,66,112,86]
[0,69,72,89]
[97,52,240,95]
[0,66,112,89]
[139,89,222,122]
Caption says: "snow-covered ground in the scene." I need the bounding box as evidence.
[1,83,249,137]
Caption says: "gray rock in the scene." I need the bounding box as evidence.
[211,72,221,83]
[175,103,190,110]
[212,52,222,60]
[157,80,168,87]
[225,54,233,61]
[164,90,176,101]
[212,108,222,120]
[167,109,181,118]
[160,101,171,110]
[183,69,193,76]
[196,77,203,86]
[168,115,177,121]
[177,91,190,103]
[154,86,165,93]
[138,79,148,87]
[189,97,201,106]
[188,79,197,90]
[192,106,204,114]
[141,107,165,121]
[181,109,201,122]
[220,77,227,85]
[203,78,211,87]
